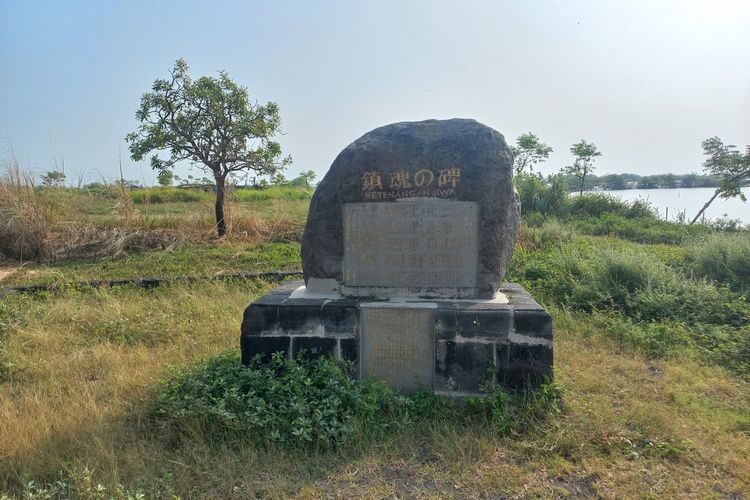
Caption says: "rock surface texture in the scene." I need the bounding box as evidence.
[302,119,520,298]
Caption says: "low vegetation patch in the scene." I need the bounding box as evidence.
[510,232,750,375]
[129,186,209,204]
[685,232,750,299]
[152,351,562,448]
[233,186,313,202]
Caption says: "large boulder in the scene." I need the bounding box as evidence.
[302,118,520,298]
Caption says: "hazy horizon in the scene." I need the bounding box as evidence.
[1,0,749,185]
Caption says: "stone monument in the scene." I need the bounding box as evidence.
[241,119,553,395]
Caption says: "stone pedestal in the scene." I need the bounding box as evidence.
[241,120,552,394]
[241,281,553,395]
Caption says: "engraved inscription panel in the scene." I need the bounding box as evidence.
[360,306,434,391]
[343,200,478,288]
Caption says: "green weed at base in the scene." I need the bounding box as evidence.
[1,467,146,500]
[149,351,564,449]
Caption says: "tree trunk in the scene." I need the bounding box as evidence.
[579,170,586,196]
[690,188,721,225]
[214,173,227,237]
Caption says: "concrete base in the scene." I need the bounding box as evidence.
[240,281,553,395]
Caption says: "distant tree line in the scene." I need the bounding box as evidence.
[558,172,730,191]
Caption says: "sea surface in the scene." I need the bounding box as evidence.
[584,187,750,225]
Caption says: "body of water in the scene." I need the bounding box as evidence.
[585,187,750,225]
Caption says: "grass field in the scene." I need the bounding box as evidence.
[1,184,749,498]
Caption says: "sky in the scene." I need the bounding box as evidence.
[1,0,749,185]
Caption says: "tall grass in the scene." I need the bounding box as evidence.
[686,232,750,299]
[129,187,209,204]
[566,193,657,219]
[0,159,53,261]
[510,236,750,374]
[128,186,313,205]
[515,172,568,217]
[233,186,313,202]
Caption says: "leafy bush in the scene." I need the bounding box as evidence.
[626,198,658,219]
[515,178,665,242]
[151,351,563,447]
[567,193,630,218]
[152,351,361,446]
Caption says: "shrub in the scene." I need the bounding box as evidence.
[152,351,361,446]
[626,198,658,219]
[515,173,568,217]
[686,232,750,298]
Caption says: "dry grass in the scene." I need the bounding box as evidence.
[0,183,308,269]
[0,159,53,261]
[0,284,748,497]
[0,282,258,489]
[51,226,187,260]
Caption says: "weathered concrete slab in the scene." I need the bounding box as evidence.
[360,303,435,391]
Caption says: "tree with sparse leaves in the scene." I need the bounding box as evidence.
[299,170,317,188]
[126,59,290,236]
[41,170,66,188]
[270,173,287,186]
[157,169,174,186]
[511,132,553,174]
[564,140,602,195]
[690,137,750,224]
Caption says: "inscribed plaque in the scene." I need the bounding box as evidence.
[360,305,434,391]
[342,200,478,288]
